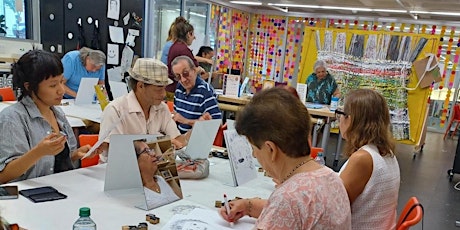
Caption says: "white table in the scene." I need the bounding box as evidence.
[0,100,102,128]
[1,157,274,229]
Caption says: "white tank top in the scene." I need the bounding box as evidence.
[339,144,400,230]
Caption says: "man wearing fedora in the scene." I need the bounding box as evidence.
[98,58,188,163]
[170,55,222,134]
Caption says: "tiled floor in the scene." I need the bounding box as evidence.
[324,131,460,230]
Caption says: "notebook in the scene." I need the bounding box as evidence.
[74,78,99,105]
[183,119,221,160]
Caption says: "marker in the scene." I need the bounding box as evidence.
[223,194,234,227]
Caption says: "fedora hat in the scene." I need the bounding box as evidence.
[128,58,173,86]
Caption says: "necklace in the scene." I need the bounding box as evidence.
[280,158,314,184]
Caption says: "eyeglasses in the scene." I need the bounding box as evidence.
[335,109,347,120]
[174,69,192,81]
[137,147,165,161]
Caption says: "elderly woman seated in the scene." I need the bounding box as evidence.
[219,88,351,230]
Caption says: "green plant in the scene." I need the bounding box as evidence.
[0,15,7,34]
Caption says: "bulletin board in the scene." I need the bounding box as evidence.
[298,27,439,145]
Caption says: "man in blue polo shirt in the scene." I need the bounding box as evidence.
[61,47,106,99]
[171,55,222,134]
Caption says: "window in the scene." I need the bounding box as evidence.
[0,0,26,39]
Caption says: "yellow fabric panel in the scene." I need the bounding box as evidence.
[298,27,440,145]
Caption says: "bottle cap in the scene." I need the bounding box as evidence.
[79,207,91,217]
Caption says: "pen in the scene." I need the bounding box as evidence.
[224,194,234,227]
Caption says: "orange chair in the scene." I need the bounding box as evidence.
[0,87,15,101]
[444,104,460,139]
[396,197,424,230]
[166,101,174,113]
[78,134,100,167]
[311,147,323,159]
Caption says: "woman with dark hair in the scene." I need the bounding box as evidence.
[337,89,400,229]
[0,50,94,183]
[166,16,206,95]
[196,46,214,80]
[219,88,351,229]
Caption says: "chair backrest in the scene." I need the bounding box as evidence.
[453,104,460,120]
[166,101,174,113]
[0,87,16,101]
[78,134,100,167]
[311,147,323,159]
[396,197,424,230]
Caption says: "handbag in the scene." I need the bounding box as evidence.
[411,53,441,89]
[176,159,210,179]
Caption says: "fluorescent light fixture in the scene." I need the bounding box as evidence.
[268,4,406,13]
[230,1,262,5]
[190,12,206,18]
[267,3,319,8]
[410,11,460,16]
[373,9,407,13]
[321,6,372,11]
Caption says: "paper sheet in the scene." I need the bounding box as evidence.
[224,129,257,186]
[109,26,124,44]
[107,66,123,82]
[223,74,240,97]
[107,44,119,65]
[161,208,255,230]
[107,0,120,20]
[296,83,308,104]
[122,12,130,25]
[109,81,128,99]
[126,29,139,47]
[120,46,134,73]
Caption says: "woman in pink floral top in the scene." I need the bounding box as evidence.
[219,88,351,230]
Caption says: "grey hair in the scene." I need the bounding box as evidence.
[313,60,327,71]
[171,55,196,69]
[79,47,106,66]
[127,76,139,92]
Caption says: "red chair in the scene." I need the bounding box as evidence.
[444,104,460,139]
[396,197,424,230]
[213,123,227,147]
[78,134,100,167]
[0,87,15,101]
[311,147,323,159]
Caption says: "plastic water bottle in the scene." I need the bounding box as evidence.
[330,96,339,111]
[73,207,96,230]
[315,152,326,166]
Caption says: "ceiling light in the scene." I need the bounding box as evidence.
[372,9,407,13]
[267,3,319,8]
[321,6,372,11]
[410,11,460,16]
[230,1,262,5]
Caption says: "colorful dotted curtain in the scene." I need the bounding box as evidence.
[247,14,287,87]
[230,10,249,74]
[213,6,231,74]
[283,18,305,84]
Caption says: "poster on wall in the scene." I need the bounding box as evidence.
[107,0,120,20]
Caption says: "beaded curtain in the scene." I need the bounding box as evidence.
[210,6,249,75]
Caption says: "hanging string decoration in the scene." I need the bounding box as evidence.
[247,14,287,87]
[283,18,306,85]
[440,27,457,127]
[230,10,249,75]
[214,6,231,74]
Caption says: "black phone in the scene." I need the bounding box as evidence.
[19,186,67,203]
[0,185,19,200]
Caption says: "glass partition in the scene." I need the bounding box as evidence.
[184,0,209,56]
